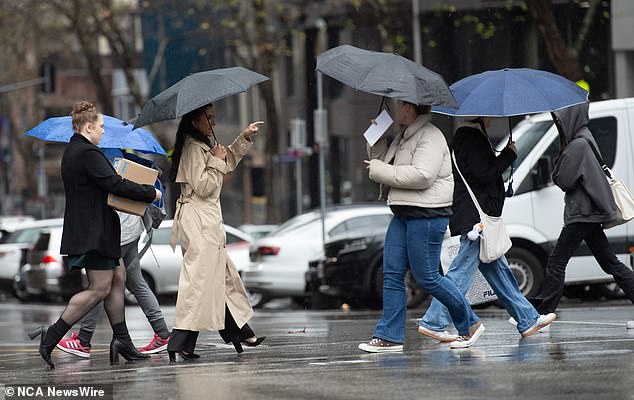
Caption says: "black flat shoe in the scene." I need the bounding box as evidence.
[110,338,150,365]
[29,326,54,369]
[241,336,266,347]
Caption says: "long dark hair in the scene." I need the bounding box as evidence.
[169,104,213,182]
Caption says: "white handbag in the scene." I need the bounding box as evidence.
[452,152,512,263]
[583,138,634,229]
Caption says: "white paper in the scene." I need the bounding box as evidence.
[363,109,393,146]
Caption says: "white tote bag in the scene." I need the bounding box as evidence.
[606,177,634,228]
[583,138,634,229]
[452,152,512,263]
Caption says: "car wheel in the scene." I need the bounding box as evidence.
[505,247,544,298]
[248,291,271,308]
[125,271,156,305]
[12,277,33,302]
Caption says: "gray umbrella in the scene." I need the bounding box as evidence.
[133,66,269,129]
[316,45,456,107]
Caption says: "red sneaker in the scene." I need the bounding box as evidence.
[56,332,91,358]
[139,334,169,354]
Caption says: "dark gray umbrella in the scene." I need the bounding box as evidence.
[316,45,456,108]
[133,67,269,129]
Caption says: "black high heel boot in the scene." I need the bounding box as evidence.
[168,351,176,362]
[109,338,150,365]
[242,337,266,347]
[29,326,55,369]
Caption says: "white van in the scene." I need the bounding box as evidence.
[499,97,634,298]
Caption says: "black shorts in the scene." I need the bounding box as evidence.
[67,250,119,271]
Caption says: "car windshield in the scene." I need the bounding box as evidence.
[269,213,321,236]
[0,228,40,245]
[501,120,553,181]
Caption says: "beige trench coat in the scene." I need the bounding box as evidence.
[170,134,254,331]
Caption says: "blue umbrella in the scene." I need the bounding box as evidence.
[432,68,588,117]
[26,115,167,155]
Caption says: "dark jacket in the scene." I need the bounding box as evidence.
[551,102,617,225]
[449,122,516,236]
[60,134,156,258]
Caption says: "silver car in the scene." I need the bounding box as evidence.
[0,218,63,294]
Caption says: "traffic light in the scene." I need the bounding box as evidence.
[40,62,55,93]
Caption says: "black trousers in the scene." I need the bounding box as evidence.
[168,306,254,353]
[537,222,634,313]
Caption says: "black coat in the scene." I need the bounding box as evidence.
[449,124,516,236]
[60,134,156,258]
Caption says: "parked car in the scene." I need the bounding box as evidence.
[13,226,85,301]
[242,204,393,307]
[0,218,63,293]
[13,220,253,302]
[305,226,430,309]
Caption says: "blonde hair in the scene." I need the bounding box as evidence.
[71,101,100,133]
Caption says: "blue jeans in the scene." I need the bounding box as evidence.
[420,235,539,333]
[374,216,478,343]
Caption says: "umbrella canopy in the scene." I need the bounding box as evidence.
[133,66,269,129]
[432,68,589,117]
[26,115,167,155]
[316,45,456,107]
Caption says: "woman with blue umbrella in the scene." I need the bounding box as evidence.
[418,68,588,339]
[418,115,556,342]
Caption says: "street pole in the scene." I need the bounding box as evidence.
[295,157,302,214]
[412,0,422,65]
[316,71,327,246]
[315,17,328,247]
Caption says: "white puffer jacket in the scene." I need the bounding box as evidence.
[367,113,453,208]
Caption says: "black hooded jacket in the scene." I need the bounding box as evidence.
[551,102,617,225]
[449,122,516,236]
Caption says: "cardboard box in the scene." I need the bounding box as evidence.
[107,158,158,216]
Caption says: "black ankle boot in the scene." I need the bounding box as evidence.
[110,321,149,365]
[29,326,55,369]
[29,318,70,369]
[109,338,150,365]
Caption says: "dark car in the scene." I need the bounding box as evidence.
[306,228,429,309]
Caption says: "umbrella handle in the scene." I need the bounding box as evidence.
[376,96,386,117]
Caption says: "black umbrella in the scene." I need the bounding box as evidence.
[133,67,269,130]
[316,45,456,108]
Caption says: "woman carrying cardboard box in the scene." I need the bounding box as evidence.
[29,101,162,368]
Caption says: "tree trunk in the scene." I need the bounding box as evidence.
[525,0,583,81]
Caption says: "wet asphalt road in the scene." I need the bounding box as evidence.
[0,299,633,400]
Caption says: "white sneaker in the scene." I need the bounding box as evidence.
[417,326,458,342]
[509,316,552,334]
[521,313,557,337]
[449,323,485,349]
[358,338,404,353]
